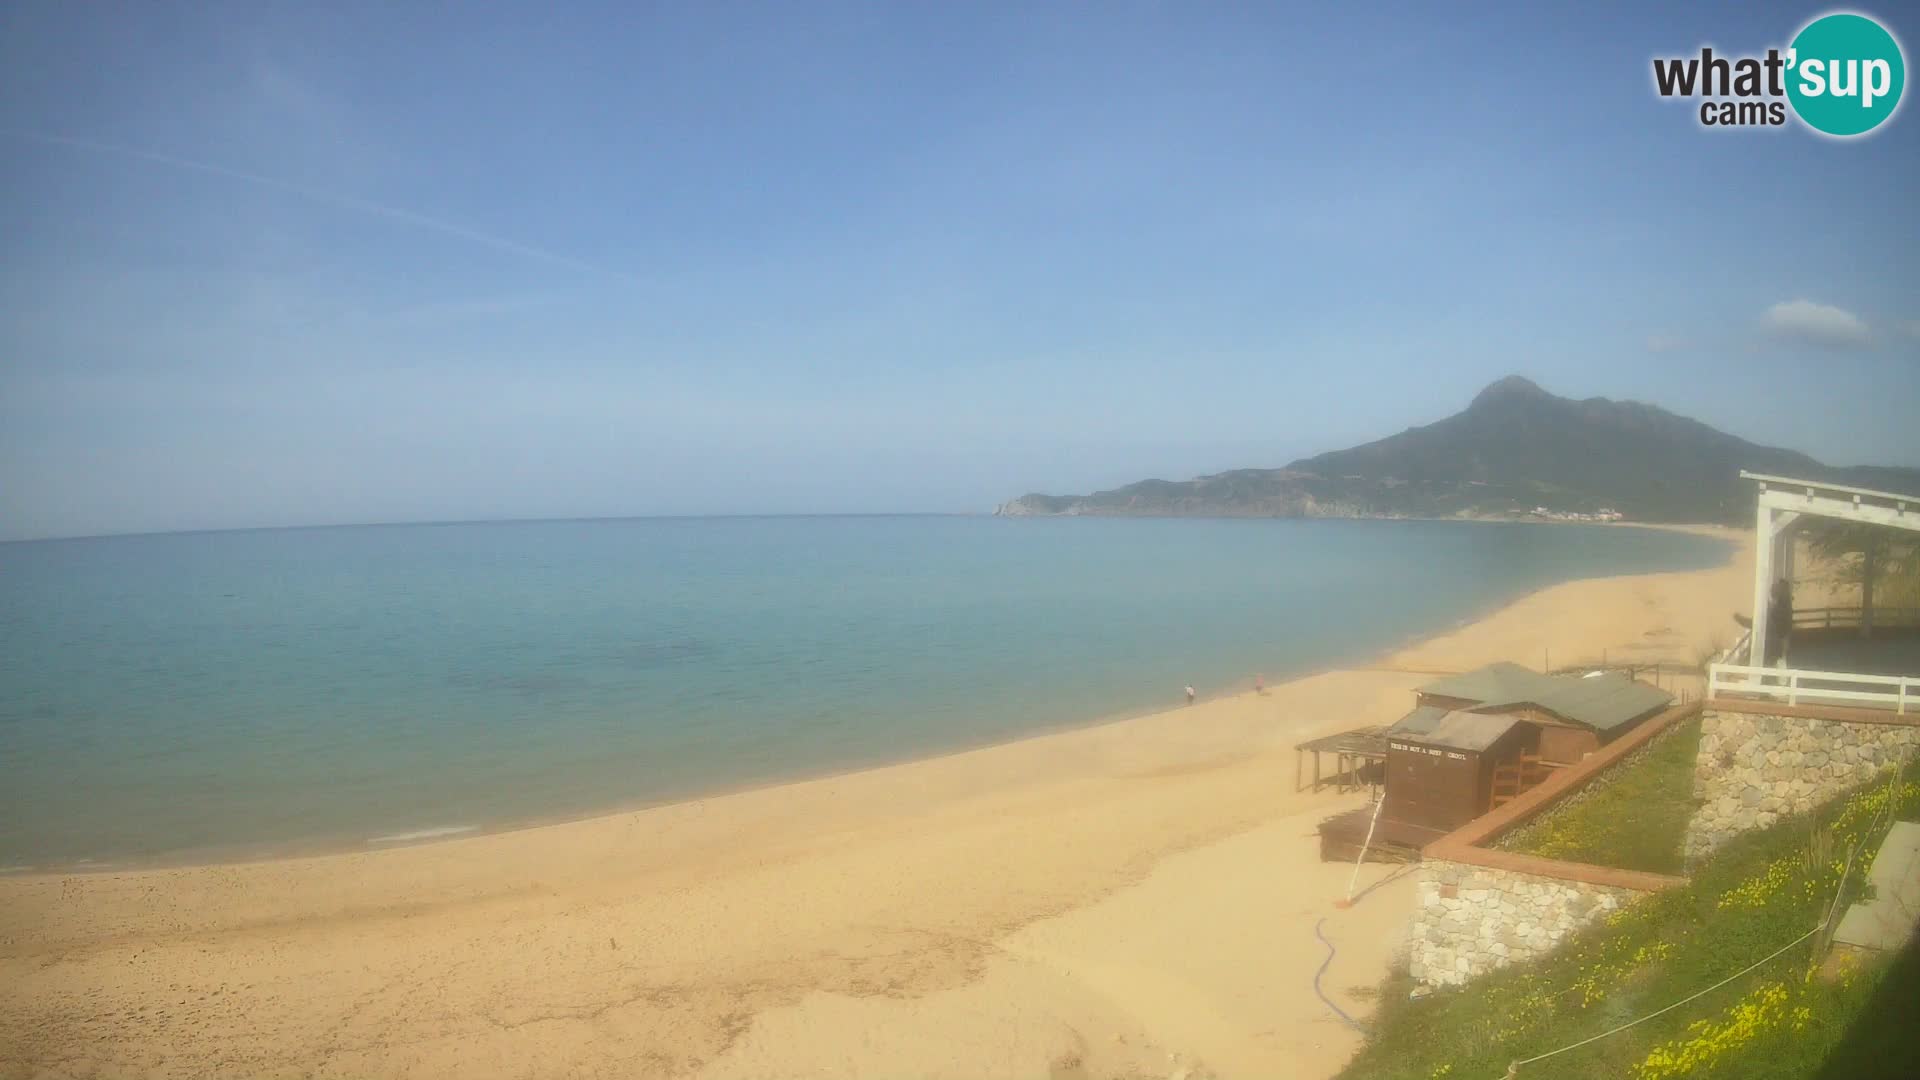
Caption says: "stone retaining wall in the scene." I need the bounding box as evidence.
[1408,860,1641,989]
[1685,706,1920,863]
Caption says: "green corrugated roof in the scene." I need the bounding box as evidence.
[1387,706,1523,752]
[1388,704,1450,736]
[1416,661,1554,704]
[1524,674,1675,731]
[1416,662,1672,732]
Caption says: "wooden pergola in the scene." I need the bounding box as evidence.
[1294,725,1389,793]
[1709,472,1920,712]
[1744,471,1919,661]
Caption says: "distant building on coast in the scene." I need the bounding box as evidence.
[1528,506,1624,522]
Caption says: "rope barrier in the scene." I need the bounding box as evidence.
[1496,925,1820,1076]
[1495,753,1912,1075]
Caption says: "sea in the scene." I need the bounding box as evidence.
[0,516,1729,868]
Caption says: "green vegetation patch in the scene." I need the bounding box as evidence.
[1339,758,1920,1080]
[1499,719,1702,876]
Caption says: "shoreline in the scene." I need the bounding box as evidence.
[0,524,1754,1080]
[4,522,1739,878]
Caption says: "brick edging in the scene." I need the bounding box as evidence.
[1422,846,1686,892]
[1704,697,1919,727]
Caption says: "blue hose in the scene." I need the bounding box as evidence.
[1314,916,1368,1035]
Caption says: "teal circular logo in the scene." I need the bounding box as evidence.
[1787,13,1905,136]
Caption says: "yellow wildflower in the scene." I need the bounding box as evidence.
[1634,982,1796,1080]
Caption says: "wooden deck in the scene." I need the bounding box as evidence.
[1316,805,1429,863]
[1294,726,1388,793]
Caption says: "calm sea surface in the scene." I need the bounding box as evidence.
[0,517,1727,866]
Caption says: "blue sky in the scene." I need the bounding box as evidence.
[2,1,1916,540]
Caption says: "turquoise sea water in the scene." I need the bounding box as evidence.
[0,517,1727,867]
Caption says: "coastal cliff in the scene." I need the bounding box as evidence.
[995,473,1387,520]
[999,376,1920,525]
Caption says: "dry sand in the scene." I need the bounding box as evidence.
[0,525,1753,1080]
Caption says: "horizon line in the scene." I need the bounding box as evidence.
[2,512,1750,547]
[0,511,1000,546]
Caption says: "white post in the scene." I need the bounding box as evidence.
[1751,497,1775,684]
[1774,525,1796,664]
[1774,511,1806,667]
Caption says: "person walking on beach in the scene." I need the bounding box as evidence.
[1184,684,1196,706]
[1254,673,1265,695]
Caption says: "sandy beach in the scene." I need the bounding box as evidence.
[0,525,1753,1080]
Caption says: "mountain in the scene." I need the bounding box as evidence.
[996,376,1920,524]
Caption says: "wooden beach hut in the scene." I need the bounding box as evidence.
[1375,707,1540,847]
[1318,662,1674,860]
[1412,661,1672,765]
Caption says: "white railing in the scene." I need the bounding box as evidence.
[1791,605,1920,631]
[1714,605,1917,674]
[1708,663,1916,714]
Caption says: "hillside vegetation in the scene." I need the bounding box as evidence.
[1497,719,1701,876]
[1000,376,1920,524]
[1339,758,1920,1080]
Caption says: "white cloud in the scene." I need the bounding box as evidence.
[1761,299,1873,350]
[1645,333,1688,353]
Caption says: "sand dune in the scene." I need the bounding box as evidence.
[0,525,1751,1080]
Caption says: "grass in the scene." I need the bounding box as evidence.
[1498,719,1702,876]
[1337,757,1920,1080]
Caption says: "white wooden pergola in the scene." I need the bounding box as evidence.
[1715,471,1920,712]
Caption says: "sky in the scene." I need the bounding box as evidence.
[2,1,1917,541]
